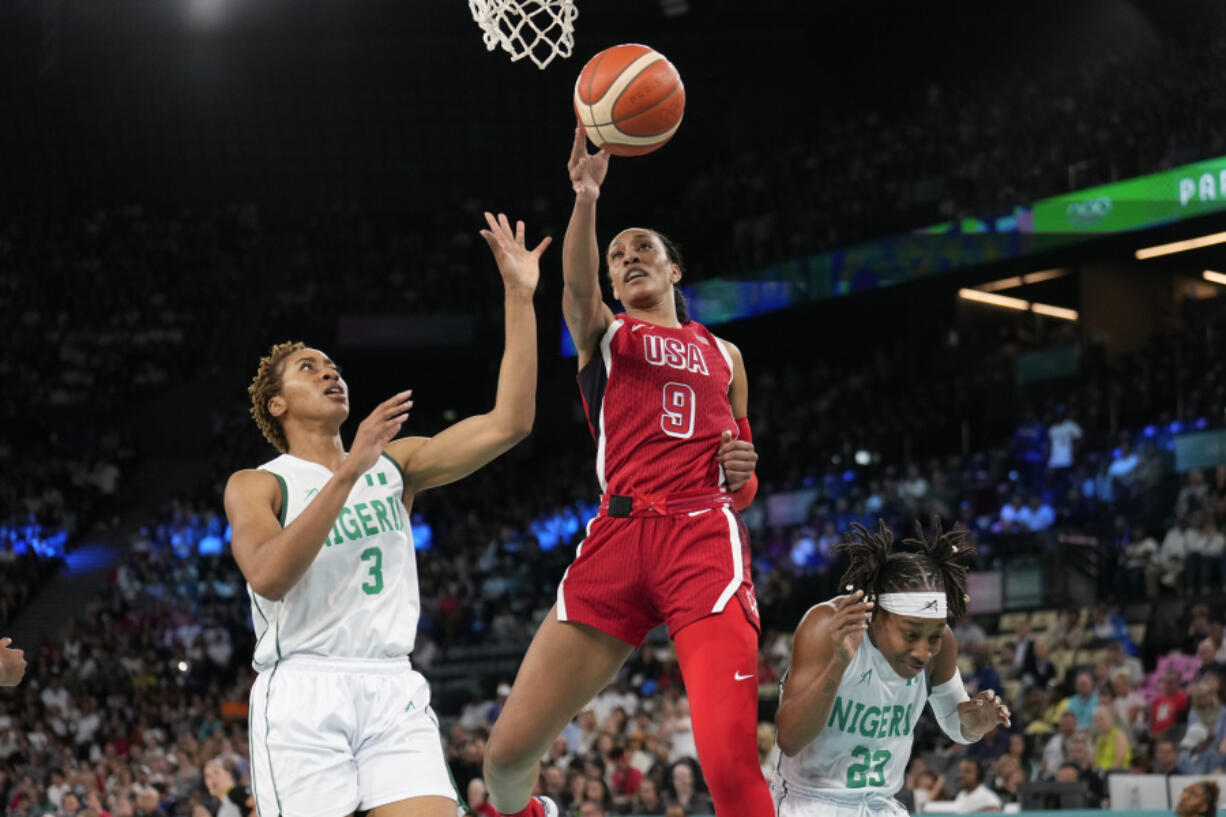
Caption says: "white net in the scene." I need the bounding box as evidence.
[468,0,578,70]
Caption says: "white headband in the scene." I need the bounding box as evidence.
[877,592,947,620]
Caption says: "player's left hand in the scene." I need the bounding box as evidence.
[957,690,1011,738]
[480,212,552,295]
[718,430,758,492]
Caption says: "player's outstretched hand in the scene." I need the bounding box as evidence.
[479,212,551,295]
[718,430,758,492]
[569,126,610,203]
[340,390,414,481]
[0,637,27,687]
[957,689,1012,738]
[827,590,873,663]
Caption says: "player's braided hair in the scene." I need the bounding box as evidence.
[653,230,690,323]
[836,516,975,622]
[248,340,306,453]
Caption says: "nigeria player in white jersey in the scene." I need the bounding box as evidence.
[773,520,1011,817]
[224,213,550,817]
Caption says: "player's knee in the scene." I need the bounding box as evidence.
[483,729,530,780]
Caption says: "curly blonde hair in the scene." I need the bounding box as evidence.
[248,341,306,453]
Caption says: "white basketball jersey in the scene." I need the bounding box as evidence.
[777,633,929,796]
[248,453,419,671]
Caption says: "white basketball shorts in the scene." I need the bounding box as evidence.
[772,780,911,817]
[249,656,458,817]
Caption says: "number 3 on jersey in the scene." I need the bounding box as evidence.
[661,382,695,439]
[360,547,384,595]
[846,746,891,788]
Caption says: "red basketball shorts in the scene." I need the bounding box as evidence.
[555,492,760,646]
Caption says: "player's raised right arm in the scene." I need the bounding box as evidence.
[563,127,616,364]
[226,391,412,600]
[775,592,873,756]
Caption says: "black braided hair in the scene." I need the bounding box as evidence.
[835,516,976,622]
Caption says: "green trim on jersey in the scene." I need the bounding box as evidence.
[264,662,284,815]
[430,706,468,812]
[273,473,289,527]
[380,451,406,486]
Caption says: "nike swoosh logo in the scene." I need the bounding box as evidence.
[631,324,647,332]
[687,509,712,517]
[734,671,754,681]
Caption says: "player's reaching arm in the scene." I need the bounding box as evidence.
[927,627,1012,742]
[226,391,414,600]
[0,637,27,686]
[385,212,549,494]
[563,127,617,365]
[775,592,874,756]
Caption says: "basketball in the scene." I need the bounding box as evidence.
[573,43,685,157]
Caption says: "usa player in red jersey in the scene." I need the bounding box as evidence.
[483,129,772,817]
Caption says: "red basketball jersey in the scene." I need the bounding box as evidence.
[578,315,738,496]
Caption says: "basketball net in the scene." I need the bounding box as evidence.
[469,0,577,70]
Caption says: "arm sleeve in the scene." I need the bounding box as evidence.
[929,671,975,744]
[730,416,758,511]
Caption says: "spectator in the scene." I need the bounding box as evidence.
[1151,667,1191,737]
[1154,738,1181,776]
[1154,517,1189,593]
[1119,525,1159,598]
[609,747,643,806]
[1050,608,1086,652]
[1012,620,1034,674]
[134,787,167,817]
[1105,641,1144,685]
[968,725,1009,765]
[1022,639,1058,690]
[59,791,82,817]
[1177,470,1211,518]
[1041,712,1080,779]
[952,758,1003,813]
[1018,495,1055,533]
[967,647,1004,698]
[466,778,498,817]
[630,778,666,816]
[990,755,1026,804]
[539,765,570,810]
[1177,723,1226,775]
[202,758,245,817]
[664,761,713,815]
[1189,678,1226,745]
[1175,779,1220,817]
[1004,733,1035,781]
[954,615,987,650]
[1065,673,1099,731]
[1195,639,1226,683]
[1089,706,1130,771]
[1065,733,1106,807]
[1111,669,1148,736]
[579,801,607,817]
[1188,515,1224,593]
[1046,409,1083,472]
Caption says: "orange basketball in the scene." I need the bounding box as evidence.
[573,44,685,157]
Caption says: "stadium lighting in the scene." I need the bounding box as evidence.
[958,288,1030,311]
[1031,302,1079,321]
[1135,231,1226,259]
[976,276,1025,292]
[1022,268,1069,285]
[975,269,1068,292]
[1203,270,1226,286]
